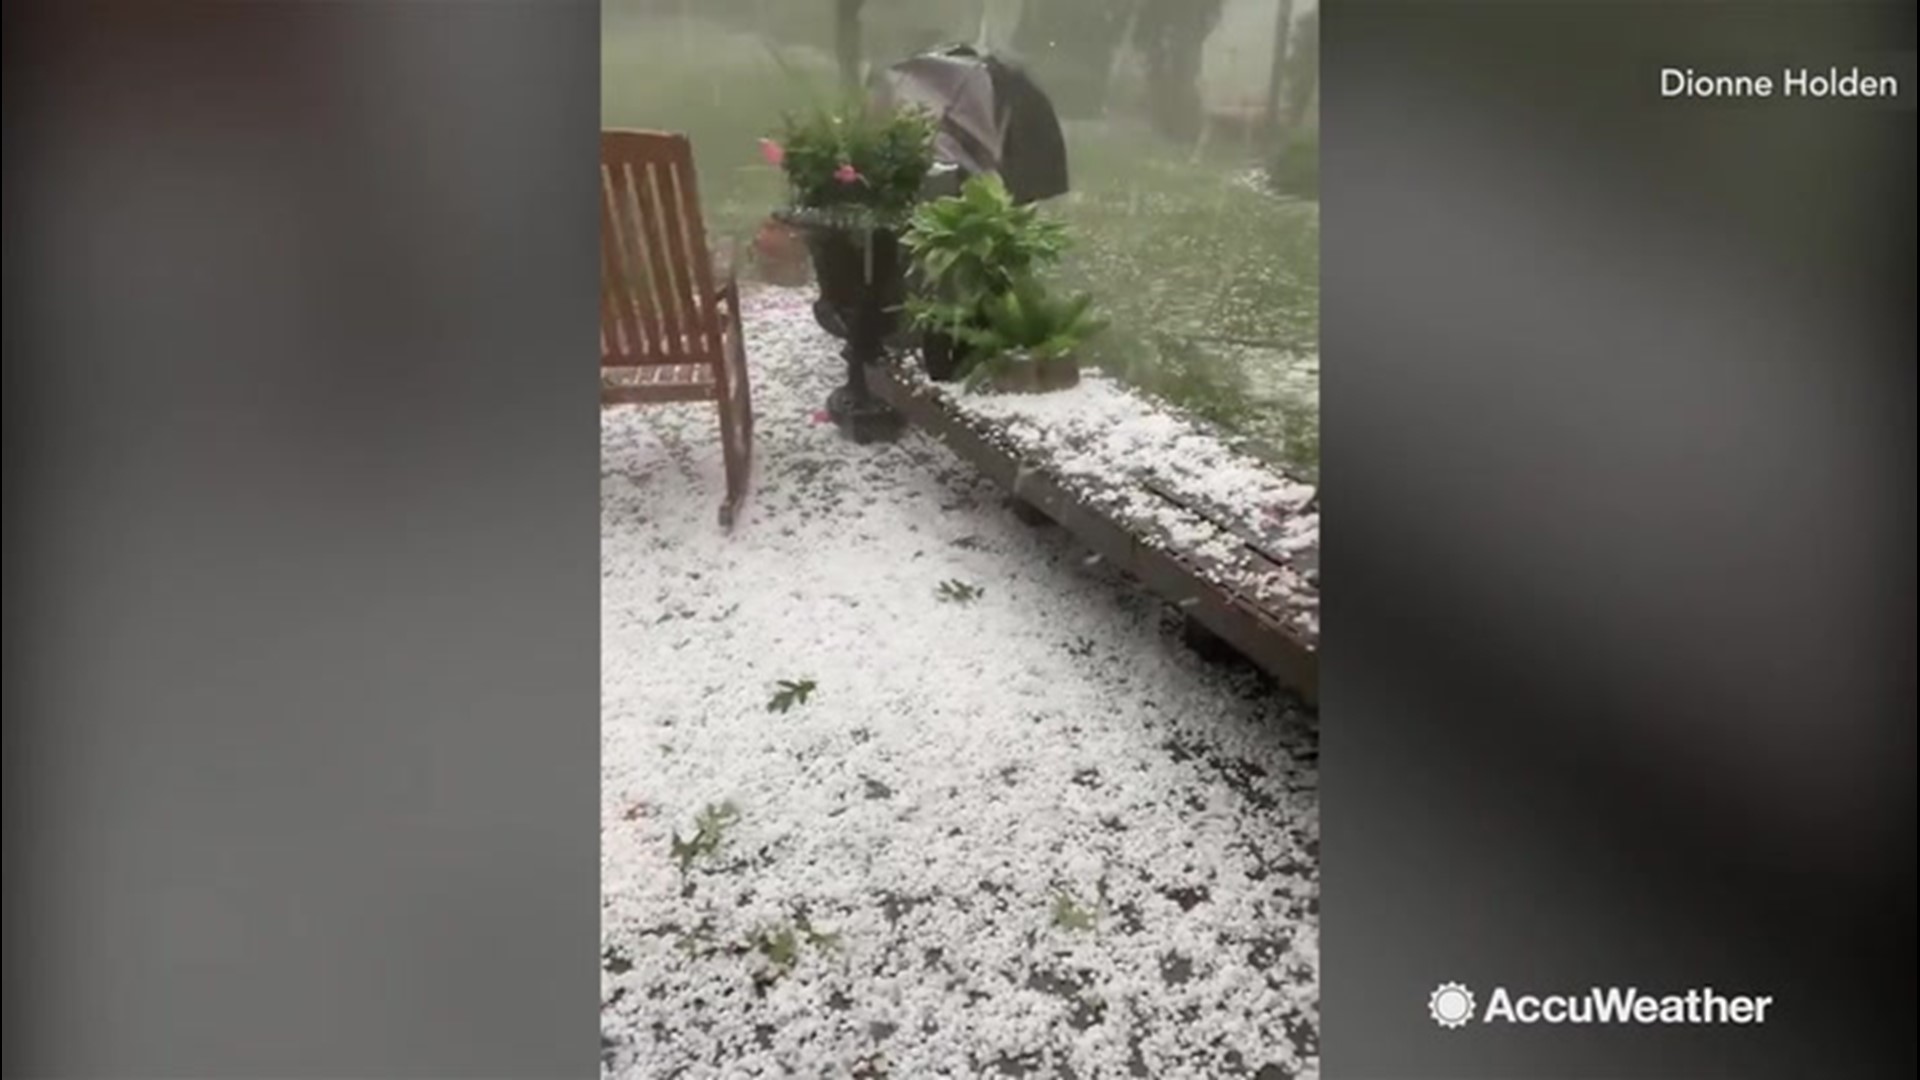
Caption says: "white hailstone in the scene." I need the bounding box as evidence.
[600,287,1318,1078]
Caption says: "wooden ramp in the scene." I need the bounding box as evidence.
[867,356,1319,706]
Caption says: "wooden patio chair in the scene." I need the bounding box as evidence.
[601,129,755,528]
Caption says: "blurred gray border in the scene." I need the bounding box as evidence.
[5,1,1914,1078]
[1322,2,1915,1078]
[4,2,602,1076]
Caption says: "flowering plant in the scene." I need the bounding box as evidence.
[761,100,936,226]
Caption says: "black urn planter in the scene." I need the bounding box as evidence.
[805,225,907,333]
[779,214,910,444]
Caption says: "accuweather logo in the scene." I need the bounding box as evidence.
[1429,983,1775,1028]
[1429,983,1476,1028]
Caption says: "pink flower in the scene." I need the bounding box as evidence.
[833,162,862,184]
[758,138,784,167]
[811,409,832,424]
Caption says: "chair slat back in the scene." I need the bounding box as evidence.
[601,130,722,367]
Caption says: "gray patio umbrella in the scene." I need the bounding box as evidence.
[881,50,1002,179]
[875,44,1069,205]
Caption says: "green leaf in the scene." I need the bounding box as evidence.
[1051,891,1097,932]
[756,925,800,973]
[794,913,843,954]
[767,678,817,713]
[936,579,984,604]
[672,801,741,874]
[1059,292,1093,328]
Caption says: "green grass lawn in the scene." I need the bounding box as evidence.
[603,14,1319,481]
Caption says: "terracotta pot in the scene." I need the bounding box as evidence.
[989,353,1080,394]
[750,219,811,287]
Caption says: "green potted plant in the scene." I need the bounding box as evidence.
[953,275,1107,394]
[762,100,936,330]
[901,174,1068,381]
[760,98,935,441]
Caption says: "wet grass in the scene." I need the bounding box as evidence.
[603,14,1319,480]
[1053,121,1319,477]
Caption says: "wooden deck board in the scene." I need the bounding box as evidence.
[867,358,1318,705]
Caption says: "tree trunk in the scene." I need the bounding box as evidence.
[835,0,865,91]
[1134,0,1223,142]
[1103,1,1144,117]
[1014,0,1139,119]
[1281,9,1318,129]
[1263,0,1295,137]
[977,0,1025,53]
